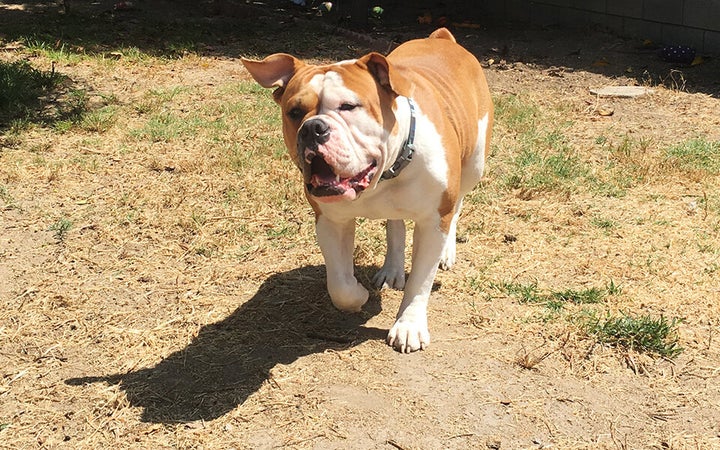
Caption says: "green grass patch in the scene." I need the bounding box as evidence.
[589,134,654,197]
[492,94,588,195]
[131,111,204,142]
[664,138,720,174]
[490,279,682,358]
[0,60,64,126]
[551,287,606,304]
[493,94,541,134]
[492,281,611,305]
[50,89,120,134]
[490,281,618,316]
[490,281,544,304]
[591,216,617,232]
[79,105,119,132]
[23,37,85,64]
[580,312,684,358]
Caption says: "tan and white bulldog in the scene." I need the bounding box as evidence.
[242,28,493,353]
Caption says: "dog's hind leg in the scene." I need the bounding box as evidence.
[373,219,406,290]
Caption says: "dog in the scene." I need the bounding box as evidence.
[241,28,493,352]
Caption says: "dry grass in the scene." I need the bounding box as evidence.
[2,1,720,449]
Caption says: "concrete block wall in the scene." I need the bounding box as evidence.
[481,0,720,53]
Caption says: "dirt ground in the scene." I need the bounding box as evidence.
[1,1,719,449]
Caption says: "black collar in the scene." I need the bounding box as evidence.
[381,97,416,180]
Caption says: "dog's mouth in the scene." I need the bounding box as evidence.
[305,156,377,200]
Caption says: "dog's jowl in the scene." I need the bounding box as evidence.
[242,28,493,353]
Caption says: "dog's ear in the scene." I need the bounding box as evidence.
[359,52,410,96]
[428,27,456,42]
[241,53,303,90]
[361,52,391,87]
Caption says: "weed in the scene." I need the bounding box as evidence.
[551,287,605,304]
[490,281,543,303]
[591,216,617,231]
[194,245,215,257]
[606,280,623,296]
[581,312,684,358]
[266,223,295,239]
[50,218,73,241]
[467,276,486,292]
[516,342,552,369]
[0,185,16,209]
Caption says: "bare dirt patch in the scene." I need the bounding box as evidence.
[1,1,719,449]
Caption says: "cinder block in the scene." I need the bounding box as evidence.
[575,0,606,13]
[644,0,684,25]
[589,11,624,32]
[506,0,530,22]
[537,0,574,7]
[530,3,566,26]
[662,23,705,48]
[684,0,720,31]
[607,0,642,18]
[703,30,720,53]
[562,7,594,25]
[484,0,506,18]
[622,17,663,41]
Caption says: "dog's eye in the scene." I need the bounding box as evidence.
[339,103,359,112]
[287,107,305,121]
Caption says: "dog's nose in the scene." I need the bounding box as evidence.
[299,118,331,147]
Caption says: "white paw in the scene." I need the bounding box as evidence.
[439,238,456,271]
[329,281,369,313]
[386,318,430,353]
[372,264,406,290]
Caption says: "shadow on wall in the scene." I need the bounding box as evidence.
[66,265,386,423]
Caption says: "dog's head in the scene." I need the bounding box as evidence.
[242,53,406,202]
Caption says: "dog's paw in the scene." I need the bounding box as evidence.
[329,281,369,313]
[372,264,406,290]
[387,318,430,353]
[439,239,456,270]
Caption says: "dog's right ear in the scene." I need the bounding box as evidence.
[241,54,304,100]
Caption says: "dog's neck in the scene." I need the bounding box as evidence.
[381,97,416,180]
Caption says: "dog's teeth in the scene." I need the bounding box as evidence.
[336,174,340,182]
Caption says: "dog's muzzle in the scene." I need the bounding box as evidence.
[297,118,377,199]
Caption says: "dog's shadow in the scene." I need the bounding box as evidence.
[66,265,385,423]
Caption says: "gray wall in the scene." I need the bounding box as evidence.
[482,0,720,53]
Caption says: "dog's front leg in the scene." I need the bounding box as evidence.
[316,215,369,313]
[387,220,446,352]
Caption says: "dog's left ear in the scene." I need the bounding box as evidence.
[359,52,410,95]
[241,53,304,92]
[361,52,390,87]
